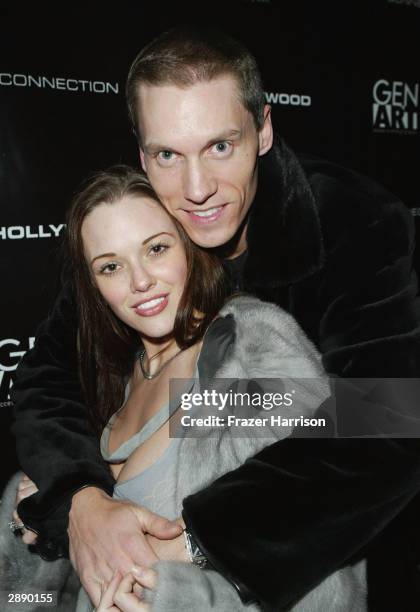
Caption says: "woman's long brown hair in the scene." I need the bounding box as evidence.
[65,165,227,434]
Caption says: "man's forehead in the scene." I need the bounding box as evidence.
[136,76,253,149]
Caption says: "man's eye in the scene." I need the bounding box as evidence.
[212,141,232,154]
[157,150,175,162]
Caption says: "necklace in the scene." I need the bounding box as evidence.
[139,347,183,380]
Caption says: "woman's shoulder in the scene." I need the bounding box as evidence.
[216,295,324,379]
[219,294,303,338]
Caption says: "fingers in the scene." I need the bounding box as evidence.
[96,571,123,611]
[11,510,24,530]
[69,534,115,607]
[16,473,38,503]
[67,494,164,603]
[131,506,183,540]
[113,574,150,612]
[22,529,38,545]
[16,481,38,504]
[11,509,38,545]
[96,571,153,611]
[131,567,157,590]
[83,578,102,609]
[14,473,39,544]
[133,582,143,599]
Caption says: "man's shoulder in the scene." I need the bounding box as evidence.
[297,151,413,242]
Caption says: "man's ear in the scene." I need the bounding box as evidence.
[139,147,147,173]
[258,104,273,156]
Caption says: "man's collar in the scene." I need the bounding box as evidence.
[244,137,325,289]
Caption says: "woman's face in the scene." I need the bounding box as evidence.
[81,194,188,341]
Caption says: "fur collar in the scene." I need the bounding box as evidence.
[244,138,325,289]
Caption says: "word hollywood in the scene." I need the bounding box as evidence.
[0,224,65,240]
[373,79,418,133]
[264,91,311,106]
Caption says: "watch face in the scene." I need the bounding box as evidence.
[184,530,207,568]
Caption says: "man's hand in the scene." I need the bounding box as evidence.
[145,516,188,562]
[13,473,39,545]
[68,487,183,607]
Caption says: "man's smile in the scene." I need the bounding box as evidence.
[182,203,229,225]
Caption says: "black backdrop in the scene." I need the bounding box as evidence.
[1,1,420,493]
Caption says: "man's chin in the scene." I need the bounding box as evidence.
[187,228,235,250]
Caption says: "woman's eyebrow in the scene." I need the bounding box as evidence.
[91,252,116,265]
[142,231,174,245]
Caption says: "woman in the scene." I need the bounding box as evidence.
[11,165,366,611]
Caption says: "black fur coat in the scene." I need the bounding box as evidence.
[11,139,420,611]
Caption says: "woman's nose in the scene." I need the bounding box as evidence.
[130,266,156,293]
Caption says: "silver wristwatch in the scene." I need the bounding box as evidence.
[183,529,208,569]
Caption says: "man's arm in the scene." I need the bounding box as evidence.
[182,189,420,609]
[11,281,115,557]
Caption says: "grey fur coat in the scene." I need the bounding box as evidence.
[1,296,366,611]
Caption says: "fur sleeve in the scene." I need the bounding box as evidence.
[143,561,260,612]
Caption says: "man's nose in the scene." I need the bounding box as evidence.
[183,159,217,205]
[130,265,156,293]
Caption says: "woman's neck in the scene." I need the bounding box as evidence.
[140,335,181,376]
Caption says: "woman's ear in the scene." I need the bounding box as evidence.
[258,105,274,157]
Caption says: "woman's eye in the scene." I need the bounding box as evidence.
[149,243,169,256]
[100,262,120,275]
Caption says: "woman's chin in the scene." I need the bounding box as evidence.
[136,326,176,344]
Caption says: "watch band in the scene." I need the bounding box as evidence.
[183,529,208,569]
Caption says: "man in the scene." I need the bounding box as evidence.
[12,26,420,610]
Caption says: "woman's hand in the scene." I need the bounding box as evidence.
[13,473,39,544]
[96,568,157,611]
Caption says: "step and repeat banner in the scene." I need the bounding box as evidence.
[1,1,419,491]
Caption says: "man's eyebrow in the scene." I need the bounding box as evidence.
[90,232,174,265]
[205,129,242,146]
[144,129,242,154]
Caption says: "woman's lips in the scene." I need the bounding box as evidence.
[186,203,228,225]
[133,294,169,317]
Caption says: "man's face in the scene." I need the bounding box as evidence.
[137,75,273,252]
